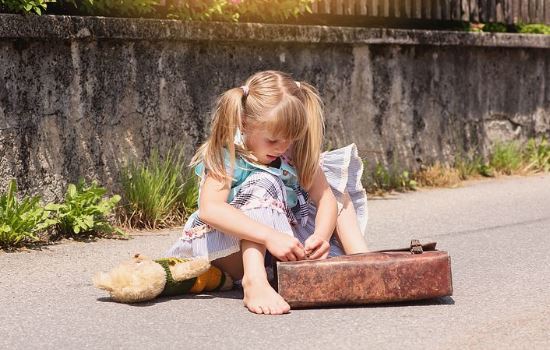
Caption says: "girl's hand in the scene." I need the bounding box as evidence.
[304,235,330,260]
[265,232,305,262]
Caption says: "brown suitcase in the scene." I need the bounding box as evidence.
[275,240,453,308]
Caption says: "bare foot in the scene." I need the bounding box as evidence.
[242,276,290,315]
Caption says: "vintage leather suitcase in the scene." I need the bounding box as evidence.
[275,240,453,308]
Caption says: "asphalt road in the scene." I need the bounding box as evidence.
[1,174,549,349]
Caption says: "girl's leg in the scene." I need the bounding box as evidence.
[210,241,289,315]
[335,192,369,254]
[241,240,290,315]
[211,251,244,281]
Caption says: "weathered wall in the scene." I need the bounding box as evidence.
[1,14,549,201]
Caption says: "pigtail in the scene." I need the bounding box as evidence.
[293,81,325,190]
[190,87,246,186]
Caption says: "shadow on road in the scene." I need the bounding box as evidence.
[291,296,455,311]
[95,289,244,306]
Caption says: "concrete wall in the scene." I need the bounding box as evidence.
[1,14,549,201]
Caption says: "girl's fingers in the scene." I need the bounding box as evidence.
[293,246,306,260]
[308,242,329,260]
[285,252,297,261]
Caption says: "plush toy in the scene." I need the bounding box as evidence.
[93,254,233,303]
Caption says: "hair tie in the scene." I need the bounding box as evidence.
[295,81,301,89]
[240,85,249,97]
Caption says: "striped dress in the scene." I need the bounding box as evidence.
[165,143,367,261]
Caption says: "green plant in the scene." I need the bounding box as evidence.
[168,0,313,22]
[73,0,157,17]
[234,0,313,22]
[516,23,550,35]
[46,180,123,238]
[0,0,52,14]
[362,160,416,194]
[179,169,199,217]
[168,0,237,21]
[454,154,493,179]
[523,137,550,172]
[482,22,508,33]
[0,180,57,248]
[120,149,188,229]
[489,141,523,175]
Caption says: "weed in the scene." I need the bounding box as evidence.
[489,141,523,175]
[362,159,416,194]
[46,180,124,239]
[454,154,494,179]
[523,137,550,172]
[0,180,57,248]
[119,149,189,230]
[414,163,462,187]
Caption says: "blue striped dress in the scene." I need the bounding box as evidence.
[165,143,368,261]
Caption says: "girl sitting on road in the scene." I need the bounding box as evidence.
[166,70,368,315]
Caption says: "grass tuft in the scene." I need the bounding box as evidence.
[119,149,193,230]
[414,163,462,188]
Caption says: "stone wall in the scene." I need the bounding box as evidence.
[1,14,549,201]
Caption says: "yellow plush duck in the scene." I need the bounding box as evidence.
[94,254,233,303]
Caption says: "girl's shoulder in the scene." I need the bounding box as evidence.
[193,149,257,185]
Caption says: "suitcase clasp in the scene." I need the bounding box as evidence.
[410,239,423,254]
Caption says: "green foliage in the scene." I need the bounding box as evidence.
[0,180,57,248]
[120,149,191,229]
[482,22,508,33]
[2,0,313,22]
[516,23,550,35]
[489,141,523,175]
[523,137,550,172]
[454,154,493,179]
[168,0,237,22]
[46,180,123,238]
[72,0,157,17]
[168,0,313,22]
[233,0,313,22]
[0,0,52,15]
[362,159,416,194]
[179,169,199,218]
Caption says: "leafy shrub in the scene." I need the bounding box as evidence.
[517,23,550,35]
[0,0,51,15]
[482,22,508,33]
[46,180,123,238]
[362,160,416,194]
[71,0,157,17]
[0,180,57,248]
[120,149,189,229]
[168,0,313,22]
[168,0,237,21]
[2,0,314,22]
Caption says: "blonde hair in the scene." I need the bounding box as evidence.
[191,70,324,190]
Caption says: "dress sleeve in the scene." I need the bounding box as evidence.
[194,149,250,188]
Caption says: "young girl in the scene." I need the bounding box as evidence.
[166,70,368,315]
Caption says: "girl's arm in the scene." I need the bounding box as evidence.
[303,167,338,259]
[198,174,306,261]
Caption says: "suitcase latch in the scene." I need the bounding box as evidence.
[410,239,423,254]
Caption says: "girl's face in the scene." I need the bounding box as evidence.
[244,124,292,165]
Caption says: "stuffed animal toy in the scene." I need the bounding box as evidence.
[93,254,233,303]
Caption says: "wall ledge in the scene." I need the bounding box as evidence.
[1,13,549,48]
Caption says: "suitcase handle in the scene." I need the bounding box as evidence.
[372,240,438,254]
